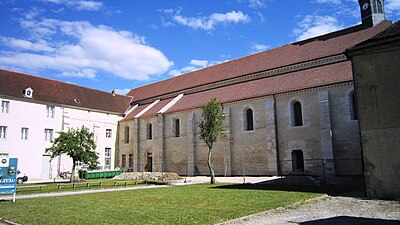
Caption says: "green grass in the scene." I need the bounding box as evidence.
[0,183,322,225]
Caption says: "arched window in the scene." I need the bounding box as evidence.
[174,118,180,137]
[349,91,358,120]
[146,123,152,140]
[245,108,254,131]
[124,126,129,143]
[373,0,383,13]
[292,101,303,127]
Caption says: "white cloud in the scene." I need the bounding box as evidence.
[41,0,103,11]
[113,88,131,95]
[314,0,342,5]
[0,17,173,81]
[250,43,270,52]
[171,11,250,30]
[386,0,400,16]
[168,59,224,76]
[293,15,344,41]
[248,0,266,8]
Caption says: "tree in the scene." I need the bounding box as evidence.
[198,98,225,184]
[46,126,98,183]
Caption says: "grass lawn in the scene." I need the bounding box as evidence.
[0,183,322,225]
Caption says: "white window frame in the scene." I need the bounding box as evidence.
[21,127,29,140]
[1,101,10,114]
[106,129,112,138]
[105,148,111,169]
[0,126,7,139]
[44,129,53,141]
[46,105,55,118]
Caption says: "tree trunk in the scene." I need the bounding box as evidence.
[207,147,215,184]
[71,160,76,183]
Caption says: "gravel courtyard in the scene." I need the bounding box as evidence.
[221,196,400,225]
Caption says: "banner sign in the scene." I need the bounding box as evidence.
[0,156,18,196]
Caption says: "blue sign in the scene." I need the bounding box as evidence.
[0,158,18,195]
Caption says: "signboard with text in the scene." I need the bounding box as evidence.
[0,156,18,195]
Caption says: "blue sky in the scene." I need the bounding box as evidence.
[1,0,399,95]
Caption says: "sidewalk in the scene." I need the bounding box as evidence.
[1,176,279,201]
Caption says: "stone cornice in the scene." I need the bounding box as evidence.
[133,54,348,105]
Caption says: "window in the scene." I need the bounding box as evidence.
[349,91,358,120]
[373,0,383,13]
[105,148,111,169]
[0,126,6,139]
[292,101,303,127]
[146,123,152,140]
[46,105,55,118]
[44,129,53,141]
[128,154,133,169]
[121,154,126,169]
[106,129,112,138]
[174,118,180,137]
[244,108,254,131]
[1,101,9,114]
[21,127,29,140]
[124,126,129,143]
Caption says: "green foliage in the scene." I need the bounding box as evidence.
[198,98,225,150]
[46,126,98,181]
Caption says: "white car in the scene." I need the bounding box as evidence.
[17,170,28,184]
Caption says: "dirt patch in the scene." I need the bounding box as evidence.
[113,172,182,181]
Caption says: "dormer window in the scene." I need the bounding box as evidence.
[23,87,33,98]
[74,99,80,103]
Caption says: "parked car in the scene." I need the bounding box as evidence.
[17,170,28,184]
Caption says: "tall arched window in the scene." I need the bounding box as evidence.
[292,101,303,127]
[373,0,383,13]
[174,118,180,137]
[146,123,152,140]
[245,108,254,131]
[349,91,358,120]
[124,126,129,143]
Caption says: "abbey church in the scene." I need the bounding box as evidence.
[116,0,391,178]
[0,0,398,197]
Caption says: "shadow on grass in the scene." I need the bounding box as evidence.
[300,216,400,225]
[211,176,365,197]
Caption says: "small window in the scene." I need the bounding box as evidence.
[128,154,133,169]
[349,91,358,120]
[46,105,55,118]
[124,126,129,143]
[44,129,53,141]
[244,108,254,131]
[121,154,126,169]
[0,126,7,139]
[106,129,112,138]
[21,127,29,140]
[105,148,111,169]
[174,118,180,137]
[146,123,152,140]
[1,101,9,114]
[23,87,33,98]
[292,101,303,127]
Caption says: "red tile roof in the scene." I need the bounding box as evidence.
[165,61,352,114]
[0,69,132,114]
[141,98,174,118]
[120,103,149,122]
[127,21,392,103]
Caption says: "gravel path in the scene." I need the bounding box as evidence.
[220,196,400,225]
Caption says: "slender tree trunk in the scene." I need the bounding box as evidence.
[207,147,215,184]
[71,160,76,183]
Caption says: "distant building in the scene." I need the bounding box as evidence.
[347,20,400,199]
[0,70,131,180]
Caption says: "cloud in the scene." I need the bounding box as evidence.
[314,0,342,5]
[41,0,103,11]
[386,0,400,16]
[293,15,344,41]
[0,17,173,81]
[250,43,270,53]
[168,59,224,76]
[113,88,131,95]
[248,0,266,8]
[169,10,250,30]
